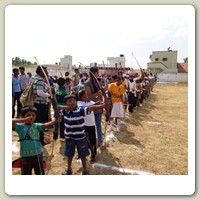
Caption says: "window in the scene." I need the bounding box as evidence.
[163,58,168,61]
[155,58,159,61]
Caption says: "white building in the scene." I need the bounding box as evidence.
[60,55,73,73]
[107,54,126,68]
[147,50,178,74]
[147,50,188,82]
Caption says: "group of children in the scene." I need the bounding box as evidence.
[12,66,156,175]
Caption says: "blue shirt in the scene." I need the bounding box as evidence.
[15,123,43,157]
[12,76,21,93]
[63,107,89,140]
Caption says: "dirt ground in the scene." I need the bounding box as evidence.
[12,83,188,175]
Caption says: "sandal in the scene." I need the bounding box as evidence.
[82,171,90,175]
[62,169,73,175]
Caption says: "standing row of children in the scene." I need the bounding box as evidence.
[12,65,156,175]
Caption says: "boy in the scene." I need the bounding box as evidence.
[77,90,97,163]
[53,77,67,140]
[12,106,61,175]
[59,94,104,175]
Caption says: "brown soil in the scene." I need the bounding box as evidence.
[12,83,188,175]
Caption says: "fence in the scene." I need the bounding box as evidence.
[157,73,188,82]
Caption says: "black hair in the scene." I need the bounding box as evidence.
[97,77,102,82]
[77,89,86,101]
[65,77,71,82]
[90,66,99,74]
[80,78,85,84]
[112,75,118,80]
[65,71,69,75]
[63,94,76,104]
[13,68,19,73]
[57,77,65,87]
[19,66,25,70]
[21,106,37,116]
[89,66,100,93]
[36,65,47,75]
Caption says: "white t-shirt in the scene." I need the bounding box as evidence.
[128,80,137,97]
[77,100,95,126]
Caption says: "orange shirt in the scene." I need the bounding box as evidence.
[108,83,126,103]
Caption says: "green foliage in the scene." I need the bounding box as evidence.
[12,57,35,66]
[183,57,188,63]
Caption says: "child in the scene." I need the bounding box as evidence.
[77,90,97,163]
[53,77,67,140]
[12,106,60,175]
[108,77,126,132]
[59,94,104,175]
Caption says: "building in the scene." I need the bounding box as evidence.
[60,55,72,71]
[147,50,178,74]
[147,49,188,82]
[107,54,126,68]
[88,55,130,76]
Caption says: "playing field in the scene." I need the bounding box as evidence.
[12,83,188,175]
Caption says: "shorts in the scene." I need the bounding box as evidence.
[64,137,90,158]
[21,153,45,175]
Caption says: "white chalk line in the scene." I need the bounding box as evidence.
[91,162,154,175]
[142,121,162,125]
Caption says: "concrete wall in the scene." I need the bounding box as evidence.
[157,73,188,82]
[13,65,74,78]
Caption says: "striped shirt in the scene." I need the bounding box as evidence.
[63,107,89,140]
[31,75,49,104]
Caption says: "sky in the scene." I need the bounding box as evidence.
[6,5,190,69]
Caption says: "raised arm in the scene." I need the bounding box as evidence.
[12,116,32,129]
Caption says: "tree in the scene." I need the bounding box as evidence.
[183,57,188,63]
[21,59,27,65]
[12,57,21,66]
[12,56,35,66]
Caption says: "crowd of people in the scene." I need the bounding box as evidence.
[12,65,156,175]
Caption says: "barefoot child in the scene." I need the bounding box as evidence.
[59,94,104,175]
[12,106,61,175]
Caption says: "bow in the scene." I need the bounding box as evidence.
[89,66,110,149]
[131,53,145,79]
[34,56,59,174]
[131,53,145,106]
